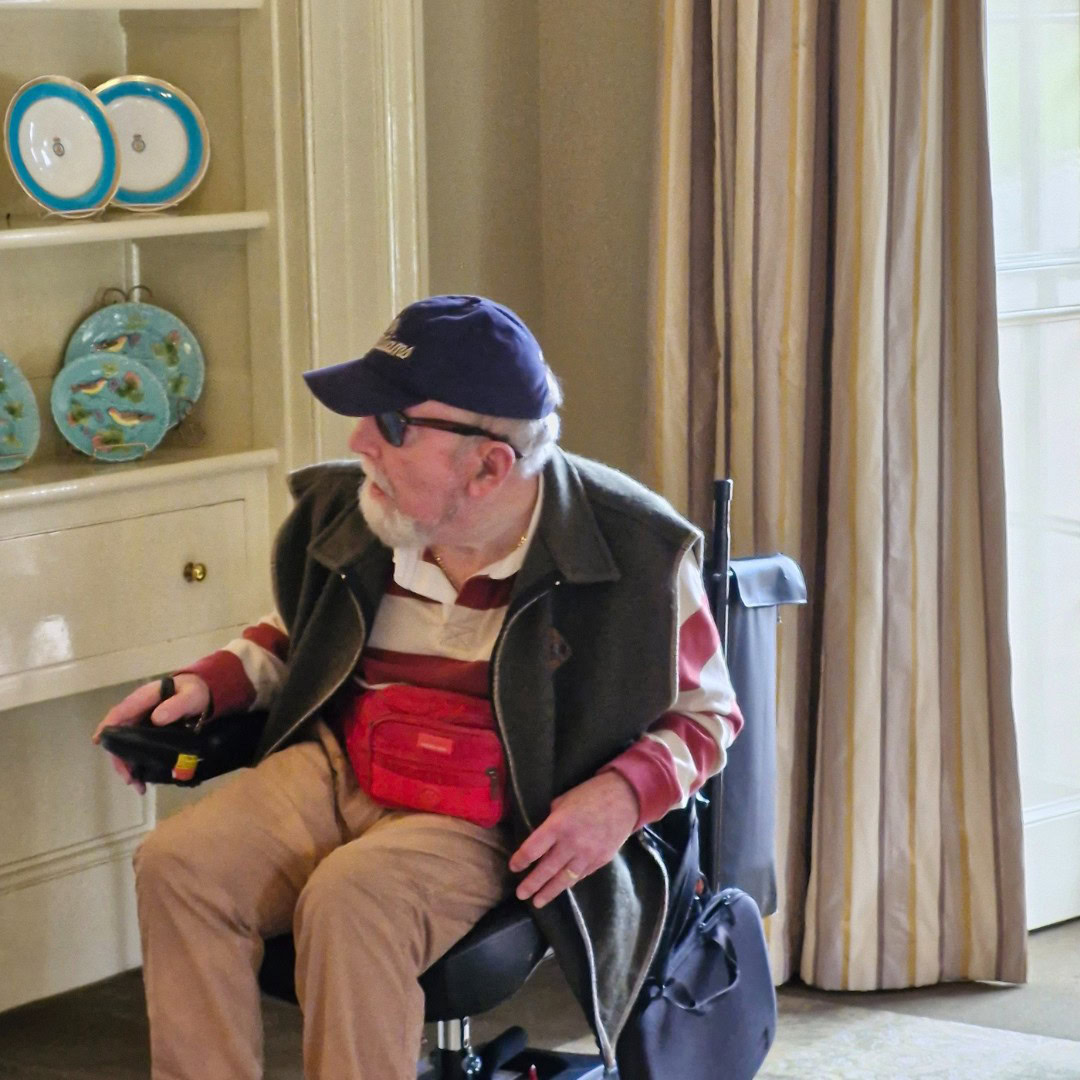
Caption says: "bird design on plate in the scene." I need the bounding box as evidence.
[70,376,109,395]
[107,407,157,427]
[66,303,204,430]
[52,355,168,462]
[92,333,142,353]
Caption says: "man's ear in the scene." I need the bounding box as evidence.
[467,443,516,495]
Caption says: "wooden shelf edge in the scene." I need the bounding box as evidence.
[0,1,261,10]
[0,210,271,251]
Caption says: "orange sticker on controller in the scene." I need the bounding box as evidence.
[172,753,199,782]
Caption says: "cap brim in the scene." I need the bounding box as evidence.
[302,352,425,417]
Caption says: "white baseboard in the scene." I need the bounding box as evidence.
[0,842,142,1013]
[1024,797,1080,930]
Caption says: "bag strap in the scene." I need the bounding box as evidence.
[654,926,739,1015]
[643,802,707,968]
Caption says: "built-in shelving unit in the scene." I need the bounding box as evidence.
[0,0,301,1013]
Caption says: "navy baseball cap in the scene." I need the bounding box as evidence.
[303,295,555,420]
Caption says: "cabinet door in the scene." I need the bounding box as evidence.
[0,500,247,679]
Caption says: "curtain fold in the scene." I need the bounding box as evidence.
[648,0,1027,989]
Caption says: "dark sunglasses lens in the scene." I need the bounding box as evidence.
[376,412,406,447]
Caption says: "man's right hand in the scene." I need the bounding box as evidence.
[92,675,211,794]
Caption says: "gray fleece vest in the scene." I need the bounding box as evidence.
[256,448,701,1067]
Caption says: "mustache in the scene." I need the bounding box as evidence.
[356,454,392,495]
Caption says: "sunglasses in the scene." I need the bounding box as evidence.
[374,410,522,458]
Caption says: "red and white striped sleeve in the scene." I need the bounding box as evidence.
[174,610,290,719]
[601,546,743,830]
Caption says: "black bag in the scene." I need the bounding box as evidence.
[616,802,777,1080]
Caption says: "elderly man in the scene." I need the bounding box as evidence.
[94,295,742,1080]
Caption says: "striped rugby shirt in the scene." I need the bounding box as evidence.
[179,480,743,829]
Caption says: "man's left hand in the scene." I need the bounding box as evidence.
[509,771,640,909]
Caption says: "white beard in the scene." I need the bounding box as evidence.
[355,450,472,550]
[357,478,432,549]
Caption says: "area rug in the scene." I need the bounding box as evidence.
[756,995,1080,1078]
[550,994,1080,1079]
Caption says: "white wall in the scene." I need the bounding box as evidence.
[423,0,661,478]
[423,0,544,332]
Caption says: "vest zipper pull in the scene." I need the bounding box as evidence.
[486,766,499,800]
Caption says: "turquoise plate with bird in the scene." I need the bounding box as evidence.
[64,300,205,428]
[51,354,169,462]
[0,351,40,472]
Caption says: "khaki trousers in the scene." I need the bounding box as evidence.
[133,722,512,1080]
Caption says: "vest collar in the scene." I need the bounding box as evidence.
[527,449,620,586]
[308,496,382,573]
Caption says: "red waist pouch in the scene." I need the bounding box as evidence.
[343,684,508,828]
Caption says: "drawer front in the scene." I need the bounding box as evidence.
[0,501,249,679]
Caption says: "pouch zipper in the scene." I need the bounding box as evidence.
[369,756,497,788]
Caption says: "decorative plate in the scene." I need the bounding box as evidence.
[3,76,119,217]
[51,354,169,462]
[93,77,209,211]
[0,352,40,472]
[65,300,205,428]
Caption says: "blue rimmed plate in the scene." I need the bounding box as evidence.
[51,355,169,462]
[65,300,205,428]
[3,76,119,217]
[93,77,209,211]
[0,352,40,472]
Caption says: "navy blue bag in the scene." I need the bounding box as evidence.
[615,802,777,1079]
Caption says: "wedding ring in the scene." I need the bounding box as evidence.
[565,868,580,881]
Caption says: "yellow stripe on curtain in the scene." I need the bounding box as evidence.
[904,0,936,990]
[650,0,694,514]
[839,0,871,991]
[648,0,1027,990]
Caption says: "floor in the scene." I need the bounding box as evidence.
[0,920,1077,1078]
[782,916,1080,1043]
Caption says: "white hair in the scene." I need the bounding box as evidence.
[463,369,563,477]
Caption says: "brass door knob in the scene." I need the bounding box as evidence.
[184,561,208,583]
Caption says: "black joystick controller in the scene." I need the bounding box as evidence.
[98,676,267,787]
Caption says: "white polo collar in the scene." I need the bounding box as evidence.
[392,474,545,603]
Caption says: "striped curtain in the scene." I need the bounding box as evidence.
[648,0,1027,989]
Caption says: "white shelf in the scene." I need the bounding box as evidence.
[0,209,271,250]
[0,1,261,9]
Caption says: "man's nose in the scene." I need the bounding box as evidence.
[348,416,381,456]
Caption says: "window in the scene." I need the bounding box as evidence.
[987,0,1080,926]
